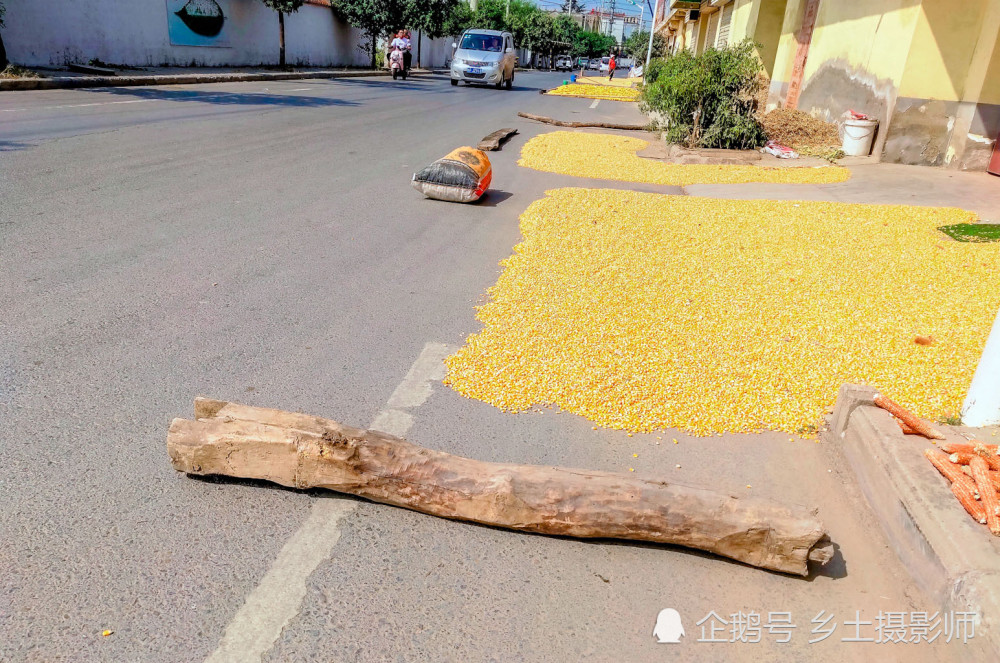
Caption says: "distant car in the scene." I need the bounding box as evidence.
[588,58,601,70]
[599,56,611,73]
[554,55,573,71]
[450,28,517,89]
[575,57,589,68]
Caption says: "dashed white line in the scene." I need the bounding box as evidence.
[589,99,600,109]
[0,99,155,113]
[205,341,455,663]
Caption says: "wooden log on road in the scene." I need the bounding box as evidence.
[517,112,647,131]
[167,398,833,576]
[477,127,518,151]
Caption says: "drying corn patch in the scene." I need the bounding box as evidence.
[444,188,1000,435]
[545,84,640,102]
[519,131,850,185]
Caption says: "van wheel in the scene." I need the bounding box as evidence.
[450,79,458,86]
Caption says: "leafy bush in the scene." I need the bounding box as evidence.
[640,39,767,150]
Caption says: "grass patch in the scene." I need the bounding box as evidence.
[0,64,43,79]
[939,223,1000,243]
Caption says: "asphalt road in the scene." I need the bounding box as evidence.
[0,72,988,662]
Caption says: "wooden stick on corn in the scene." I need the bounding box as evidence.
[970,456,1000,535]
[874,394,945,440]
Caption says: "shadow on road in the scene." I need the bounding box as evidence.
[86,86,360,108]
[0,140,33,152]
[477,190,514,207]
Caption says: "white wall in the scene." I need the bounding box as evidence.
[1,0,373,67]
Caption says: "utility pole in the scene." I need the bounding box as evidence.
[644,0,659,73]
[608,0,616,39]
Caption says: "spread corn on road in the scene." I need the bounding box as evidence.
[444,188,1000,435]
[545,84,640,102]
[519,131,851,185]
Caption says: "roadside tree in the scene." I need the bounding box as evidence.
[1,2,7,69]
[260,0,306,67]
[622,29,666,61]
[333,0,412,69]
[640,39,767,149]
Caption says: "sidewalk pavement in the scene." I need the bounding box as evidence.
[685,160,1000,220]
[0,65,447,92]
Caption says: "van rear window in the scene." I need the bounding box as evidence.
[461,33,504,52]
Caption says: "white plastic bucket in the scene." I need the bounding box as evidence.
[842,118,878,156]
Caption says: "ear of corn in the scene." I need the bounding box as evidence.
[970,457,1000,535]
[873,394,945,439]
[943,441,999,454]
[894,416,918,435]
[951,481,988,525]
[974,443,1000,471]
[925,449,980,496]
[950,452,975,465]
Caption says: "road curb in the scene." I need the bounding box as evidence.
[829,383,1000,653]
[0,69,419,92]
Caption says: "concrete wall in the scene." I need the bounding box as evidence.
[767,0,1000,170]
[0,0,375,67]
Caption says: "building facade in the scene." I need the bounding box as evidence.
[653,0,1000,171]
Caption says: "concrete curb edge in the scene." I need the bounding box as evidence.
[0,69,443,92]
[828,383,1000,654]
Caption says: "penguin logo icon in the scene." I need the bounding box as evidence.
[653,608,685,644]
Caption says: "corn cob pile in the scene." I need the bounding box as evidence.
[546,84,641,102]
[519,131,851,186]
[926,442,1000,535]
[444,188,999,434]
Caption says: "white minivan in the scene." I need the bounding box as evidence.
[451,29,517,89]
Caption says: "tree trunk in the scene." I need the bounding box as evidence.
[370,30,377,69]
[0,30,7,70]
[417,30,422,69]
[278,11,286,68]
[167,398,833,576]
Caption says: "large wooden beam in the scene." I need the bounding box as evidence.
[168,398,833,575]
[517,112,647,130]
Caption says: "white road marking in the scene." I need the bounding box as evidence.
[589,99,600,109]
[0,99,155,113]
[284,88,312,92]
[205,341,456,662]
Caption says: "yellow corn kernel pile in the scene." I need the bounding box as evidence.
[545,84,640,102]
[519,131,851,185]
[444,188,1000,435]
[571,76,640,88]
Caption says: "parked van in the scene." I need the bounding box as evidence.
[451,29,517,89]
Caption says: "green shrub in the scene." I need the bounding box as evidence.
[640,39,767,150]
